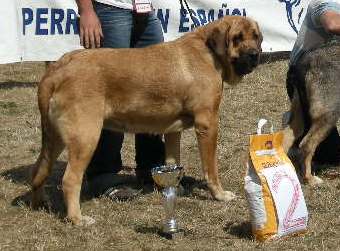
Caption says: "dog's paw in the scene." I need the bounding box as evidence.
[309,175,323,186]
[69,215,96,226]
[78,215,96,226]
[214,190,236,202]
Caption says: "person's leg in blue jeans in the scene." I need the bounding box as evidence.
[131,12,165,183]
[86,3,165,191]
[86,3,133,182]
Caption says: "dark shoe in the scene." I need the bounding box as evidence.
[322,169,340,180]
[85,173,136,197]
[103,186,142,201]
[135,168,154,186]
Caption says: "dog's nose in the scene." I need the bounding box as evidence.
[248,49,259,62]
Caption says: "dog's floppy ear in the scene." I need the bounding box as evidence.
[207,25,229,56]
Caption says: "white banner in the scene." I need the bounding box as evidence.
[0,0,311,63]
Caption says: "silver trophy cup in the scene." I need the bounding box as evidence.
[151,164,184,238]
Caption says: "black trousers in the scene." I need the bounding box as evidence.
[86,130,165,178]
[286,65,340,165]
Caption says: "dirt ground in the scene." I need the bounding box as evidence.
[0,61,339,250]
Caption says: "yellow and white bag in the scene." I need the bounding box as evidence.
[244,119,308,241]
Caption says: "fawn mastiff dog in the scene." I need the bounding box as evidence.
[32,16,262,225]
[283,41,340,186]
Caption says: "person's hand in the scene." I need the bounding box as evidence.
[79,9,103,49]
[320,11,340,35]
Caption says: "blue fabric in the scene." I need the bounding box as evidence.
[94,2,164,48]
[310,1,340,27]
[290,0,340,65]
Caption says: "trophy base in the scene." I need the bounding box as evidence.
[158,229,185,240]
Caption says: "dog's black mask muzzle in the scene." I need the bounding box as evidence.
[233,49,260,76]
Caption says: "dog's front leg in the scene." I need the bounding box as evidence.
[194,112,235,202]
[164,132,181,165]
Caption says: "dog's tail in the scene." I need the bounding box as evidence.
[37,70,58,146]
[38,51,79,139]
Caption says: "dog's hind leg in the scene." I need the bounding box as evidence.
[31,125,64,210]
[60,109,103,226]
[282,87,305,170]
[299,115,337,186]
[194,112,235,202]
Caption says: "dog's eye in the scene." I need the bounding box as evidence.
[253,31,263,43]
[233,33,243,46]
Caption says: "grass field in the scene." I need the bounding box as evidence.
[0,61,339,250]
